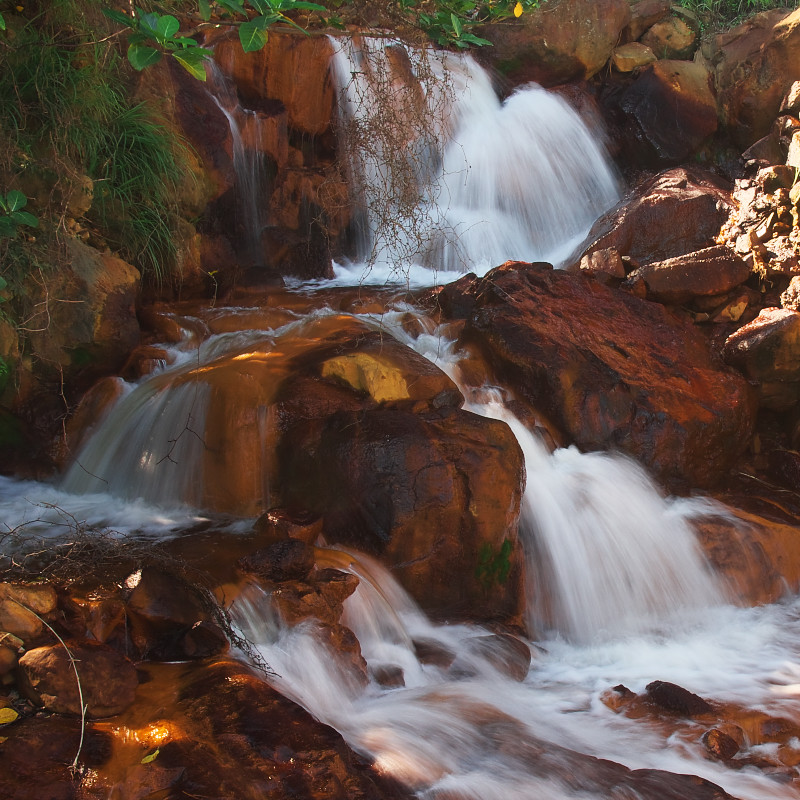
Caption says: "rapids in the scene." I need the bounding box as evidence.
[2,36,800,800]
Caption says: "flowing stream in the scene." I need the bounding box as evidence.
[2,36,800,800]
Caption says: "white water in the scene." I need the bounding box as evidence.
[328,38,619,285]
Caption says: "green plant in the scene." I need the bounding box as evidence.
[475,538,513,589]
[0,191,38,239]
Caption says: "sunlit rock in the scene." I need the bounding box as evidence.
[475,0,631,86]
[640,16,697,60]
[611,42,657,72]
[579,167,732,267]
[625,245,751,305]
[624,0,671,41]
[712,8,800,148]
[450,261,756,488]
[723,307,800,410]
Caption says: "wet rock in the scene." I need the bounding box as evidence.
[253,507,323,545]
[627,245,751,305]
[712,8,800,148]
[580,167,732,267]
[370,663,405,688]
[460,633,532,682]
[578,246,626,281]
[18,639,138,717]
[108,763,185,800]
[277,400,525,624]
[600,684,637,712]
[120,345,173,380]
[180,620,231,660]
[476,0,631,86]
[611,42,657,72]
[722,307,800,410]
[125,567,226,660]
[154,659,407,800]
[645,680,714,717]
[640,16,697,60]
[703,728,740,760]
[238,538,315,582]
[453,262,755,488]
[0,716,112,800]
[619,61,717,163]
[61,376,125,464]
[691,509,800,605]
[412,637,457,669]
[269,569,360,628]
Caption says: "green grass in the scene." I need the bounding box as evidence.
[0,1,188,284]
[675,0,799,28]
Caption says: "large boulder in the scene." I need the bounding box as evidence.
[711,8,800,148]
[618,61,718,164]
[578,167,733,267]
[445,262,756,489]
[476,0,631,87]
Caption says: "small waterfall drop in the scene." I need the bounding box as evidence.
[329,37,620,280]
[206,58,271,268]
[378,313,725,643]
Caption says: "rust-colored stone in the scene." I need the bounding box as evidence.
[452,262,756,488]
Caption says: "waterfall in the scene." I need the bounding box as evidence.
[377,313,725,643]
[328,37,620,281]
[206,58,271,268]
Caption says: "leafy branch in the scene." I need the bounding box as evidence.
[0,190,38,240]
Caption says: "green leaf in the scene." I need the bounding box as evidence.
[0,220,15,239]
[172,49,209,81]
[141,748,159,764]
[10,210,38,228]
[198,0,212,21]
[239,21,268,52]
[5,190,26,212]
[460,32,493,46]
[0,276,7,291]
[285,0,326,8]
[127,43,162,70]
[451,12,462,37]
[102,8,133,27]
[156,15,180,40]
[0,12,6,31]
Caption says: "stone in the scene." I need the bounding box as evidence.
[787,130,800,169]
[0,583,57,642]
[451,262,756,488]
[18,639,138,717]
[781,80,800,114]
[578,246,627,281]
[645,680,714,717]
[458,633,532,682]
[640,16,697,60]
[252,507,323,546]
[625,0,671,41]
[713,9,800,148]
[723,308,800,410]
[781,275,800,310]
[476,0,631,86]
[579,167,732,267]
[238,538,315,582]
[24,238,140,383]
[628,245,751,304]
[619,60,717,163]
[611,42,657,72]
[703,728,740,760]
[62,376,125,464]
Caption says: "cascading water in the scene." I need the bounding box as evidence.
[205,57,271,268]
[329,37,620,283]
[3,34,800,800]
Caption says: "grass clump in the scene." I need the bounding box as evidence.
[675,0,799,28]
[0,0,189,285]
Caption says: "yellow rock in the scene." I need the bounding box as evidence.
[321,353,411,403]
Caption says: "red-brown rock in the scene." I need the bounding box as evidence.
[625,0,671,41]
[451,262,756,488]
[722,307,800,410]
[640,16,697,60]
[619,61,717,163]
[627,245,751,304]
[18,639,138,717]
[713,8,800,148]
[580,167,733,267]
[476,0,631,87]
